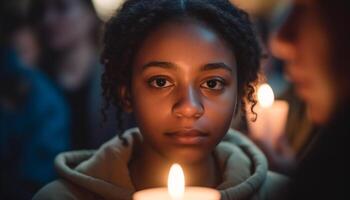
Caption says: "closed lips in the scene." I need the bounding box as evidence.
[165,130,208,137]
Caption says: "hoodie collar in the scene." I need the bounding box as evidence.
[54,128,268,200]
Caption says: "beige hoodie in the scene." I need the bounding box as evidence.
[33,128,288,200]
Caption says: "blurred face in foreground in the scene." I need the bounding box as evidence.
[270,0,336,124]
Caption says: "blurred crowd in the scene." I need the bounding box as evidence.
[1,0,349,199]
[1,0,134,199]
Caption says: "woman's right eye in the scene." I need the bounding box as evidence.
[148,77,174,88]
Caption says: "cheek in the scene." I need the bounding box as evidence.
[45,17,76,48]
[71,10,95,32]
[54,10,92,38]
[296,18,330,70]
[131,83,171,129]
[209,86,237,116]
[202,88,237,132]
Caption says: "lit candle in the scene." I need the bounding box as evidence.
[133,164,220,200]
[246,83,289,147]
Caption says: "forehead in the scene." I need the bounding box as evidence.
[133,18,236,70]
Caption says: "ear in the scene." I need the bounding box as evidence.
[119,85,133,113]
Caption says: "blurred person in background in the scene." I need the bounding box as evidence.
[0,1,70,199]
[230,0,316,175]
[30,0,131,149]
[12,23,41,68]
[249,20,317,175]
[270,0,350,199]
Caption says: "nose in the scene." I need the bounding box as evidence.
[172,86,204,119]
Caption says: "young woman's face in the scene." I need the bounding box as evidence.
[39,0,96,50]
[127,19,238,164]
[270,0,336,124]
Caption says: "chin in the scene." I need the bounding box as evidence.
[165,148,210,165]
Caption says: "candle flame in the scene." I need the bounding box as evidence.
[257,83,274,108]
[168,164,185,200]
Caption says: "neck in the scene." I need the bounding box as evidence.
[129,143,221,190]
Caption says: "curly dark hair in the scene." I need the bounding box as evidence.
[101,0,261,140]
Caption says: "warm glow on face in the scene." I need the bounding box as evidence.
[257,83,275,108]
[168,164,185,200]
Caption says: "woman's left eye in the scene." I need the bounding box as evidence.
[201,79,225,90]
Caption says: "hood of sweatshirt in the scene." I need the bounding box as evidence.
[54,128,272,200]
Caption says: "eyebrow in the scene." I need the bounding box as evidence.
[201,63,233,74]
[142,61,177,71]
[141,61,233,74]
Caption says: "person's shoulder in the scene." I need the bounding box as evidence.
[258,171,289,200]
[32,179,94,200]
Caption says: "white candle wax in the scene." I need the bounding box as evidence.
[247,100,289,144]
[133,164,220,200]
[133,187,221,200]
